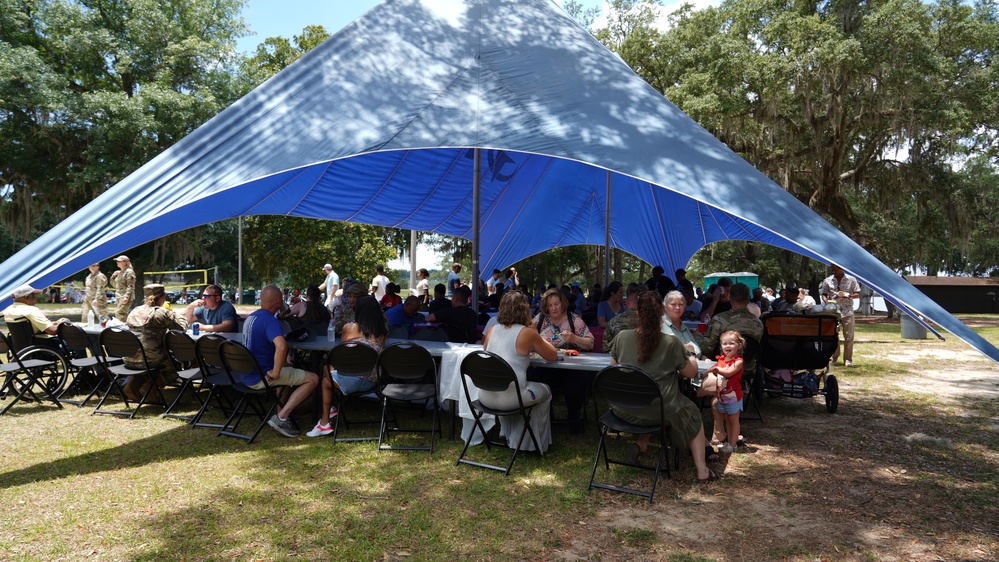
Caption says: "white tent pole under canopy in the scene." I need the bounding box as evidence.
[0,0,996,363]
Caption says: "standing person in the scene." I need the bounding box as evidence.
[822,264,861,367]
[242,286,319,438]
[486,269,502,294]
[480,291,558,453]
[306,295,387,437]
[413,268,430,306]
[320,263,340,311]
[123,284,188,401]
[82,263,108,322]
[447,263,462,297]
[109,255,136,321]
[370,264,390,301]
[674,268,694,292]
[645,265,676,297]
[606,291,716,482]
[182,284,239,333]
[702,331,745,453]
[504,267,519,291]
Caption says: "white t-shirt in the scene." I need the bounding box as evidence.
[371,274,389,300]
[414,278,429,298]
[323,270,340,307]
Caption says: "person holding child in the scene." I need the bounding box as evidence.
[702,330,745,453]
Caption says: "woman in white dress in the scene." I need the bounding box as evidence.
[480,291,559,453]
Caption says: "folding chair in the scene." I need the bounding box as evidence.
[191,334,236,430]
[439,323,470,344]
[588,364,670,503]
[387,325,410,339]
[0,331,67,415]
[455,350,542,476]
[56,323,112,406]
[412,328,448,342]
[326,340,382,443]
[162,330,209,421]
[376,342,440,453]
[93,327,166,418]
[216,340,281,443]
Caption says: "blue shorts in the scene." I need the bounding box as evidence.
[331,369,377,395]
[716,399,743,415]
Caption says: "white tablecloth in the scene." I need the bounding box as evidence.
[439,347,495,445]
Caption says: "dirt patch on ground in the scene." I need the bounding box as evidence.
[549,327,999,562]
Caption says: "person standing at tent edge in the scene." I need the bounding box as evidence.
[320,263,339,311]
[109,255,135,321]
[83,263,108,322]
[822,265,860,367]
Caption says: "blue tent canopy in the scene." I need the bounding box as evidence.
[1,0,996,363]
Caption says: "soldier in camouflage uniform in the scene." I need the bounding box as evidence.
[333,282,365,336]
[702,283,764,373]
[109,255,136,321]
[602,284,645,350]
[82,263,108,322]
[122,284,188,400]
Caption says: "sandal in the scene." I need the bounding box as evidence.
[710,433,727,446]
[696,468,721,483]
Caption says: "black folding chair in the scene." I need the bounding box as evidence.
[93,327,166,418]
[56,323,112,406]
[190,334,236,430]
[376,342,440,453]
[325,340,382,443]
[439,323,470,344]
[162,330,208,421]
[588,364,670,503]
[740,337,765,422]
[0,330,67,415]
[456,350,542,476]
[216,340,282,443]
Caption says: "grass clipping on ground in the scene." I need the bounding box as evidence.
[0,316,997,561]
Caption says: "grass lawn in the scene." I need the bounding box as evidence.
[2,310,997,560]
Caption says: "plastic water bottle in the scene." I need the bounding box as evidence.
[87,310,95,326]
[327,317,335,343]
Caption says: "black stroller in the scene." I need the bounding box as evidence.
[759,313,840,413]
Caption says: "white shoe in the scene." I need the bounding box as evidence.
[305,422,333,437]
[844,360,853,367]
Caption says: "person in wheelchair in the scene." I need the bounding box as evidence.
[2,284,70,350]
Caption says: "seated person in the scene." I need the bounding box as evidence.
[426,286,478,343]
[682,286,702,320]
[384,296,424,338]
[280,284,330,331]
[123,284,189,400]
[307,296,387,437]
[380,282,402,309]
[427,283,452,315]
[2,284,69,349]
[244,286,319,438]
[770,286,799,313]
[333,283,365,336]
[700,277,733,322]
[182,284,239,333]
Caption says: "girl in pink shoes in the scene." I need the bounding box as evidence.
[704,331,745,453]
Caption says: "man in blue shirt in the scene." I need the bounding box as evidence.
[447,263,462,297]
[243,285,318,437]
[182,284,239,333]
[385,296,424,337]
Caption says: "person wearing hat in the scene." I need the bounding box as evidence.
[319,263,339,310]
[3,284,69,348]
[109,255,136,321]
[182,284,239,333]
[332,282,365,336]
[123,284,189,401]
[82,264,108,322]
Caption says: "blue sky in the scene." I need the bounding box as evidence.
[236,0,610,53]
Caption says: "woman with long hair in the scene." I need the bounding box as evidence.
[596,281,625,328]
[306,296,388,437]
[606,292,716,482]
[480,291,559,452]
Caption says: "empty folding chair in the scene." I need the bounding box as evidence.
[376,342,440,453]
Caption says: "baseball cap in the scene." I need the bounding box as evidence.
[115,255,130,262]
[323,263,333,270]
[11,284,42,298]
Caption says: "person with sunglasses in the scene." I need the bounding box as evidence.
[182,284,239,333]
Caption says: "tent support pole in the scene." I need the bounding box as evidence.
[604,170,611,286]
[237,216,243,304]
[409,229,417,294]
[472,148,481,314]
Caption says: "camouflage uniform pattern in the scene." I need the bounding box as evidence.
[110,267,136,321]
[82,271,108,322]
[125,304,188,378]
[702,307,764,372]
[602,309,638,350]
[333,303,356,336]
